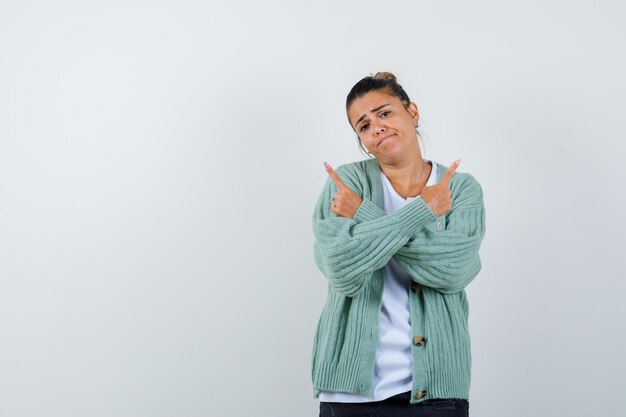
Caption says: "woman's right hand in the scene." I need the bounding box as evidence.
[421,159,460,216]
[324,162,363,219]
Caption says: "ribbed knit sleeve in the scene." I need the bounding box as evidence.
[313,175,436,297]
[392,173,486,293]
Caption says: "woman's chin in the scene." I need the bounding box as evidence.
[376,144,406,161]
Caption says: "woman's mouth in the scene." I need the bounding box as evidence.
[377,134,394,147]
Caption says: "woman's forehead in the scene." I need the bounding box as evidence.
[348,90,401,122]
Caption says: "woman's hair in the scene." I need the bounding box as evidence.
[345,71,411,115]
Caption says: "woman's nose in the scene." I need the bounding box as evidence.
[373,122,386,133]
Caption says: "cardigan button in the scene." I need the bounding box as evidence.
[410,283,422,294]
[412,335,426,346]
[416,390,428,399]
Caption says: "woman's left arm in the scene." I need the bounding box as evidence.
[393,174,486,293]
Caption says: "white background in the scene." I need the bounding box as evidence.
[1,1,625,416]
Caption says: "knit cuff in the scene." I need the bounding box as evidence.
[354,199,386,223]
[396,197,437,235]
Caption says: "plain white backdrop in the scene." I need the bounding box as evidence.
[1,1,625,416]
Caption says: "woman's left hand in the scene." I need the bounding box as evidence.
[324,162,362,219]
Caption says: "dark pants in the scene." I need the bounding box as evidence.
[319,392,469,417]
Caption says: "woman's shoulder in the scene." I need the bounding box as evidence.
[435,162,484,208]
[435,162,481,187]
[332,159,379,192]
[335,158,378,176]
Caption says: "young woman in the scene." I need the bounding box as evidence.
[312,72,486,417]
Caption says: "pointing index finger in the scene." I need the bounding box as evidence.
[323,162,347,190]
[440,159,461,186]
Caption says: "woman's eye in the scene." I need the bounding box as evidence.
[380,111,390,117]
[360,123,369,132]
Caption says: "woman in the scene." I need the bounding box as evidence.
[311,72,486,417]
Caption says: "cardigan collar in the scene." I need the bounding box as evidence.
[362,158,445,209]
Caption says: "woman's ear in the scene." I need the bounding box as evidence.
[408,102,419,125]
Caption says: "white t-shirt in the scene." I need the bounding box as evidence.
[320,160,438,403]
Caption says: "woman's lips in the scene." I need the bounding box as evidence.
[377,134,394,147]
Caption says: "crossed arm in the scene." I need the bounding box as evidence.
[313,168,485,297]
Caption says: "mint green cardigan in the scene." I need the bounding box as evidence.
[311,158,486,404]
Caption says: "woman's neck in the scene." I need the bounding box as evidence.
[379,155,431,199]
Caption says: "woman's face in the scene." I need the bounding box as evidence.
[347,90,419,163]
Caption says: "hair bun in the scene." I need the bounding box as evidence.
[372,71,397,82]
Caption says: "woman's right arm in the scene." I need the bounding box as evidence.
[313,173,435,297]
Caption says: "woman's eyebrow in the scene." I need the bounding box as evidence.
[354,104,390,128]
